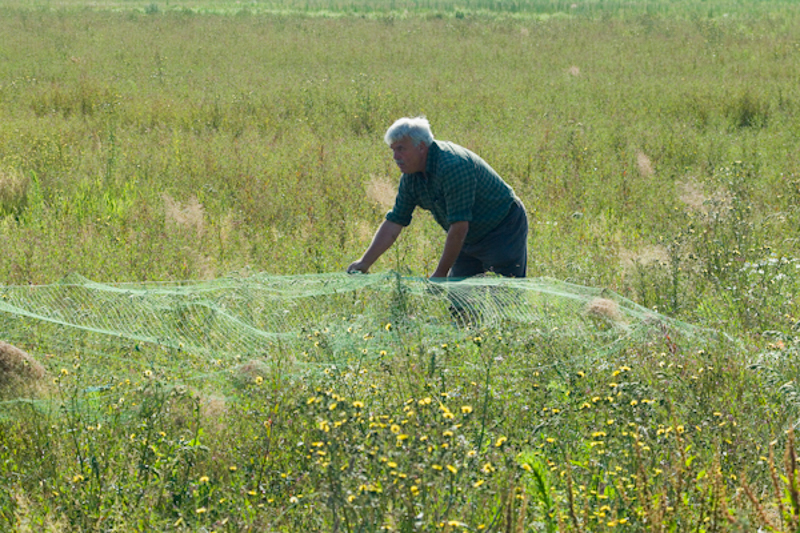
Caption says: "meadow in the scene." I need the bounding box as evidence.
[1,0,800,530]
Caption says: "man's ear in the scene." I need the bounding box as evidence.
[418,142,429,158]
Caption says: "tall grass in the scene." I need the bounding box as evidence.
[2,2,800,530]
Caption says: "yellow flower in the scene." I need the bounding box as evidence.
[447,464,458,474]
[195,507,207,514]
[199,475,210,484]
[385,323,392,331]
[461,405,473,414]
[495,436,508,447]
[254,376,263,385]
[352,401,364,408]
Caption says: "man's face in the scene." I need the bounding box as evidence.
[390,137,428,174]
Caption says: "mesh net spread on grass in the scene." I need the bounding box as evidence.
[0,272,728,400]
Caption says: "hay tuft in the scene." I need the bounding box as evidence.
[0,341,46,391]
[584,298,625,325]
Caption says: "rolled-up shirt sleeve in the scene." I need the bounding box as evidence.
[385,175,415,227]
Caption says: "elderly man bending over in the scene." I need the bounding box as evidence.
[348,116,528,280]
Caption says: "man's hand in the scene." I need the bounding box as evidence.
[347,260,369,274]
[346,221,404,275]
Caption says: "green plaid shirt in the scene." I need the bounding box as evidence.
[386,140,518,244]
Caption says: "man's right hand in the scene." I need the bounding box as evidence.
[347,261,369,274]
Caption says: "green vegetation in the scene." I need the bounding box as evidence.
[1,0,800,530]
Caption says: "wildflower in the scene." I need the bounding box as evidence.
[196,507,207,514]
[352,401,364,409]
[494,436,507,447]
[229,465,237,472]
[385,322,392,331]
[461,405,473,414]
[473,479,485,488]
[447,464,458,474]
[199,475,210,484]
[254,376,263,385]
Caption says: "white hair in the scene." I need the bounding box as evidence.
[384,116,434,147]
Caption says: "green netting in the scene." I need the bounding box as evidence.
[0,272,728,407]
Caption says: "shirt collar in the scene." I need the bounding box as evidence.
[423,140,440,178]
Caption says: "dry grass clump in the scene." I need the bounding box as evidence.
[584,297,625,325]
[163,193,206,238]
[636,151,654,178]
[619,244,670,271]
[366,174,397,209]
[0,166,29,217]
[0,341,46,393]
[234,358,272,385]
[677,179,708,212]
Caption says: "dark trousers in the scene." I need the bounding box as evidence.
[449,198,528,279]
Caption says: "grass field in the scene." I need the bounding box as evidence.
[1,0,800,530]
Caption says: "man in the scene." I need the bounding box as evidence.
[347,116,528,279]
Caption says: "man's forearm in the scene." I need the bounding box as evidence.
[357,220,403,271]
[431,221,469,278]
